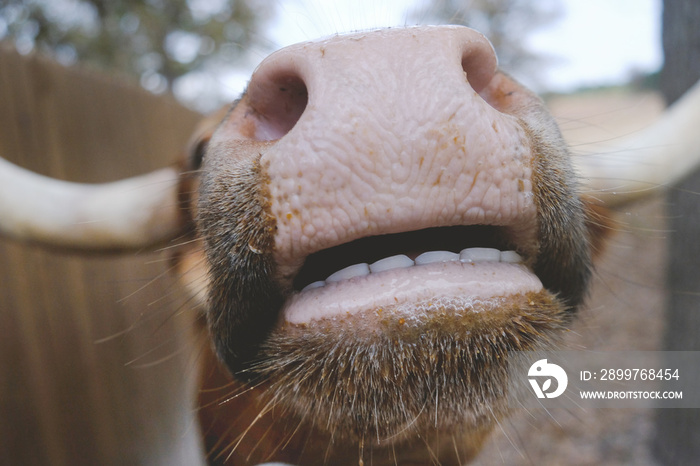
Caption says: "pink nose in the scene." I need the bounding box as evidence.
[210,27,538,278]
[232,26,500,142]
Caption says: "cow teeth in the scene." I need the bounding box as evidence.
[500,250,523,263]
[459,247,501,263]
[302,280,326,292]
[301,248,525,292]
[326,263,370,283]
[369,254,415,273]
[415,250,460,265]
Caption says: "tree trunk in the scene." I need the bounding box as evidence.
[652,0,700,463]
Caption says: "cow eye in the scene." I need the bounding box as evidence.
[189,137,208,171]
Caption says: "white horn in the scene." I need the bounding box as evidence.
[0,157,184,250]
[575,79,700,207]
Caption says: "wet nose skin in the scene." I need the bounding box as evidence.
[211,26,539,282]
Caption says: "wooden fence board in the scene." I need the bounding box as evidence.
[0,44,206,465]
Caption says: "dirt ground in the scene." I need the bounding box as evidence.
[474,90,670,465]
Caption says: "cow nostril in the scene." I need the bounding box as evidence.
[248,72,308,142]
[460,40,497,95]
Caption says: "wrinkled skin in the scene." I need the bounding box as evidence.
[178,26,598,465]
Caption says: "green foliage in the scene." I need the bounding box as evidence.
[0,0,563,106]
[0,0,272,94]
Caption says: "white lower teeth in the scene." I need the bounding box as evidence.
[415,250,459,265]
[459,247,501,263]
[500,250,523,263]
[302,280,326,292]
[304,248,523,292]
[326,263,370,283]
[369,254,414,273]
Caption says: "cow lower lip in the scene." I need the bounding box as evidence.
[282,260,543,325]
[262,261,561,444]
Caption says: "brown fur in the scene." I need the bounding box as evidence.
[197,139,283,376]
[196,338,494,465]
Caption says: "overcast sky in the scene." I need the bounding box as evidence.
[224,0,662,96]
[527,0,662,91]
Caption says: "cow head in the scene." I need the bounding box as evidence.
[3,25,700,465]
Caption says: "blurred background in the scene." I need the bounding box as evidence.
[0,0,662,112]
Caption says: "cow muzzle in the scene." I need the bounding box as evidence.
[197,25,590,442]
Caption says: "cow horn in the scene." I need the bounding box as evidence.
[575,80,700,207]
[0,157,184,251]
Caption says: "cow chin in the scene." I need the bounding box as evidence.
[255,289,566,444]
